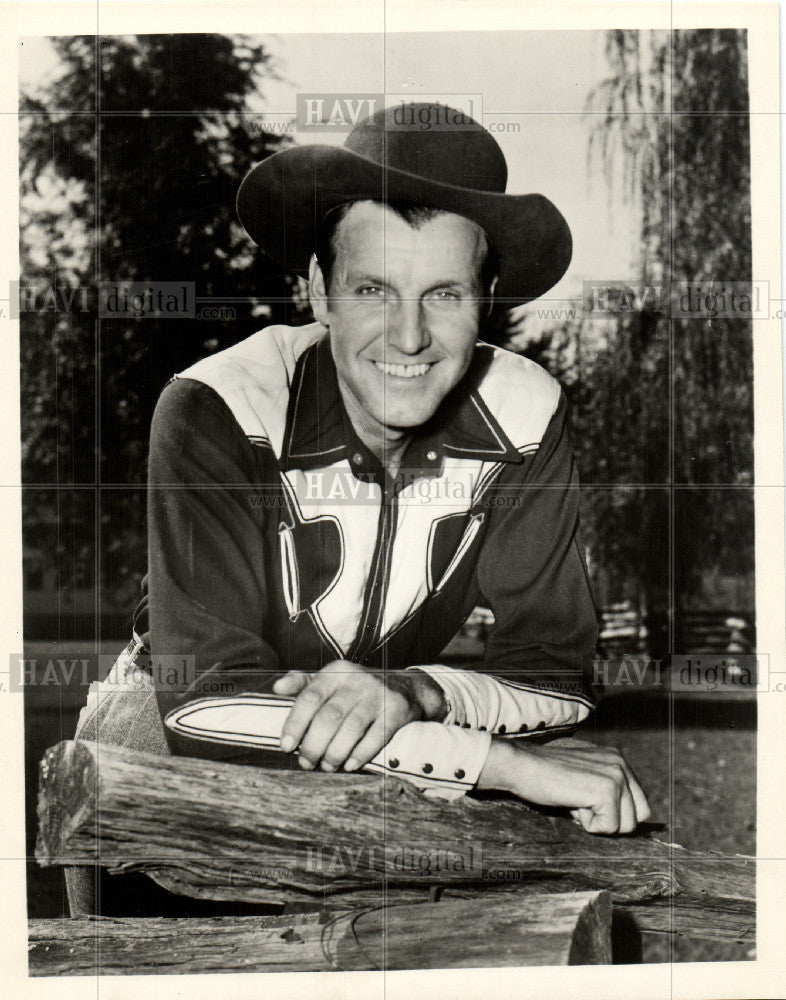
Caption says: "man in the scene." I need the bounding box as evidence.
[67,103,648,915]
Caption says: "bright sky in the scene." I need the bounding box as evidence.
[20,31,641,306]
[257,31,641,301]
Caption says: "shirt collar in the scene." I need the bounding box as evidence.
[280,333,522,474]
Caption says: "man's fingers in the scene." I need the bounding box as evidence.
[280,683,329,752]
[587,761,640,834]
[603,752,651,825]
[580,766,638,835]
[570,808,592,828]
[491,740,651,836]
[526,750,632,835]
[556,746,651,830]
[344,718,389,771]
[273,671,309,697]
[622,763,651,823]
[609,753,650,822]
[616,775,638,834]
[277,663,427,770]
[579,770,622,834]
[279,662,364,753]
[321,703,374,769]
[298,695,358,766]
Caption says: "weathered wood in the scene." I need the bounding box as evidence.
[437,888,755,945]
[624,901,755,942]
[28,890,611,974]
[36,740,754,941]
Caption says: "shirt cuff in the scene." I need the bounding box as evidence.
[163,694,492,801]
[406,663,592,736]
[365,722,491,800]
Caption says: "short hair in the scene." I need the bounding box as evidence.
[314,199,500,300]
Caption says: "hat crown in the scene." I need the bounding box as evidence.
[343,102,508,194]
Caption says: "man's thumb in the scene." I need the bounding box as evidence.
[272,671,308,695]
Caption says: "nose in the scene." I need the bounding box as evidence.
[386,299,431,355]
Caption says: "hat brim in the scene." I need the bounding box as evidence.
[236,144,572,305]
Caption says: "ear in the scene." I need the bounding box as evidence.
[486,275,498,318]
[308,254,330,328]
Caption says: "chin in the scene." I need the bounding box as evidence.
[375,401,440,431]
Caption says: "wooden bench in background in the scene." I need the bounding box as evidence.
[30,740,755,975]
[445,605,755,664]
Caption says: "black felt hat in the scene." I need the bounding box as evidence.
[237,102,572,305]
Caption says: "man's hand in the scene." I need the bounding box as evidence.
[478,736,651,835]
[272,661,447,772]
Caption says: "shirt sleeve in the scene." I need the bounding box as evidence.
[410,392,598,739]
[147,376,286,761]
[163,692,493,800]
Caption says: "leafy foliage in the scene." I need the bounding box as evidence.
[21,35,297,614]
[526,29,754,623]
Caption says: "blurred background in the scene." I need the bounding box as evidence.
[19,31,756,952]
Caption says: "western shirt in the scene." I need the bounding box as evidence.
[144,322,598,796]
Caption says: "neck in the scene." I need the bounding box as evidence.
[338,382,411,478]
[372,433,410,479]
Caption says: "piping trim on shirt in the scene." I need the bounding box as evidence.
[278,469,347,658]
[164,694,486,794]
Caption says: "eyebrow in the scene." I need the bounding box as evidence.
[349,274,391,287]
[424,279,471,293]
[345,273,478,294]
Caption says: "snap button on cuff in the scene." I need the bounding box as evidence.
[454,768,465,780]
[388,758,399,769]
[422,763,433,774]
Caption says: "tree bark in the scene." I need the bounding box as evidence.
[28,890,611,974]
[36,740,754,942]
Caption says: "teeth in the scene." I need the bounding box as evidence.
[374,361,432,378]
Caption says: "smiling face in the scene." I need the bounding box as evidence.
[309,201,493,452]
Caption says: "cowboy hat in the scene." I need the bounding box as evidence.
[236,102,572,304]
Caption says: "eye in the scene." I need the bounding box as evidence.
[358,284,385,297]
[430,288,461,302]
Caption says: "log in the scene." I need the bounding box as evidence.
[438,889,755,945]
[36,741,754,941]
[28,890,612,974]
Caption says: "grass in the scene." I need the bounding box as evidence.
[579,694,755,963]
